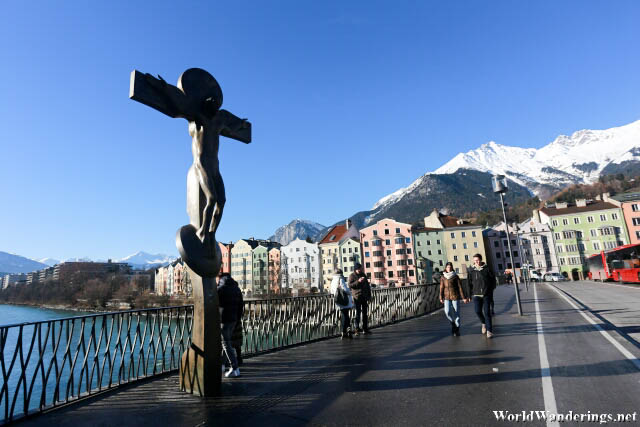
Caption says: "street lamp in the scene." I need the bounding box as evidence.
[492,175,523,315]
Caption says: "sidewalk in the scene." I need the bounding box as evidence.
[21,286,549,426]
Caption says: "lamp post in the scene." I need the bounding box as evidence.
[515,226,529,292]
[492,175,523,315]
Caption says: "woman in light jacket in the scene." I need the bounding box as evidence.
[439,262,469,336]
[330,269,354,339]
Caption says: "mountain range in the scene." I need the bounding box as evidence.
[273,118,640,241]
[0,251,175,275]
[268,219,327,245]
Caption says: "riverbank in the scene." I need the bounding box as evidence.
[0,299,193,315]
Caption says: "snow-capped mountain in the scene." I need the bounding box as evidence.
[0,251,49,274]
[269,219,327,245]
[433,119,640,194]
[37,258,60,267]
[116,251,176,269]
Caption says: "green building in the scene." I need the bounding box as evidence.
[412,227,447,283]
[539,199,629,280]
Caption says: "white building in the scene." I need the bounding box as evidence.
[518,213,559,274]
[281,238,322,293]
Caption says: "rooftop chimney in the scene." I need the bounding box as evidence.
[576,199,587,207]
[345,219,352,229]
[602,192,611,203]
[532,209,541,223]
[555,202,568,209]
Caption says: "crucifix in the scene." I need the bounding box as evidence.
[130,68,251,396]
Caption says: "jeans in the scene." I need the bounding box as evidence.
[221,321,238,370]
[340,308,351,334]
[354,299,369,332]
[444,299,460,327]
[473,296,492,333]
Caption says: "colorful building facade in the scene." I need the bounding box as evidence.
[412,227,447,283]
[360,218,416,287]
[319,220,359,288]
[280,238,322,293]
[539,199,629,279]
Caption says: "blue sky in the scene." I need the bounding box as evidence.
[1,0,639,261]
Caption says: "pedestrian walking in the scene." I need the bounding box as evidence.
[330,269,354,339]
[217,271,243,377]
[469,254,497,338]
[348,263,372,335]
[439,262,468,336]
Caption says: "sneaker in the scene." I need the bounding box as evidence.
[481,324,487,334]
[486,331,493,339]
[225,368,240,378]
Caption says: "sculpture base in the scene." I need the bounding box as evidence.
[179,345,221,397]
[179,267,221,397]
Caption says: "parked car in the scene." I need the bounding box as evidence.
[529,271,543,282]
[544,273,566,282]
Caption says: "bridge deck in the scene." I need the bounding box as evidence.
[20,282,640,426]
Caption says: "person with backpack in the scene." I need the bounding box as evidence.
[468,254,497,338]
[439,262,468,336]
[348,263,372,335]
[217,271,243,377]
[330,269,354,339]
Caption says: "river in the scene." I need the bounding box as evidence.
[0,303,191,422]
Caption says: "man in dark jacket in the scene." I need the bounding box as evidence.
[468,254,496,338]
[217,272,243,377]
[348,263,372,335]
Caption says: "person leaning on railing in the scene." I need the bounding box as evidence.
[217,271,243,378]
[330,268,354,339]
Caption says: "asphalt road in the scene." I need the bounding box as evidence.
[20,282,640,426]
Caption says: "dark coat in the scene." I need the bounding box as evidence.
[440,273,466,301]
[348,271,371,302]
[468,263,496,297]
[217,274,244,323]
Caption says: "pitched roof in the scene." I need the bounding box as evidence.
[439,214,477,228]
[540,201,619,216]
[319,224,348,244]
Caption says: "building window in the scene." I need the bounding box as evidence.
[494,241,499,247]
[593,242,600,251]
[496,252,501,259]
[472,231,476,237]
[386,250,392,256]
[406,237,411,243]
[587,216,594,223]
[452,243,457,250]
[396,228,400,233]
[474,242,478,248]
[388,271,393,278]
[453,255,458,261]
[600,214,606,221]
[464,255,469,261]
[463,243,468,249]
[573,217,580,224]
[590,229,598,237]
[384,229,389,235]
[428,250,432,256]
[365,251,370,257]
[437,249,442,255]
[554,232,561,240]
[633,218,640,226]
[450,232,455,238]
[611,213,618,220]
[498,264,503,270]
[633,204,640,212]
[557,245,563,253]
[387,260,392,266]
[385,239,391,245]
[437,240,441,245]
[461,232,466,238]
[552,220,558,226]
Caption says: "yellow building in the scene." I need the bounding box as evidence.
[423,209,486,278]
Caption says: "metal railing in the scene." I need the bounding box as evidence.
[242,283,441,355]
[0,306,193,424]
[0,283,442,423]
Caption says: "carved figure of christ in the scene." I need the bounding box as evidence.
[130,69,251,249]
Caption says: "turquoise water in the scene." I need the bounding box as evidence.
[0,304,191,422]
[0,304,93,326]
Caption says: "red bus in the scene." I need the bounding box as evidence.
[586,244,640,283]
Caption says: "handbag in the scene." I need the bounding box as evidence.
[335,286,349,306]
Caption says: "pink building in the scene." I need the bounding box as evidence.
[173,262,184,295]
[360,218,416,287]
[218,242,233,274]
[268,248,281,293]
[609,192,640,244]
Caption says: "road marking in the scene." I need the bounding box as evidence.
[546,283,640,371]
[587,280,640,290]
[534,283,560,427]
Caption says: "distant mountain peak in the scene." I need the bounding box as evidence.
[269,219,326,245]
